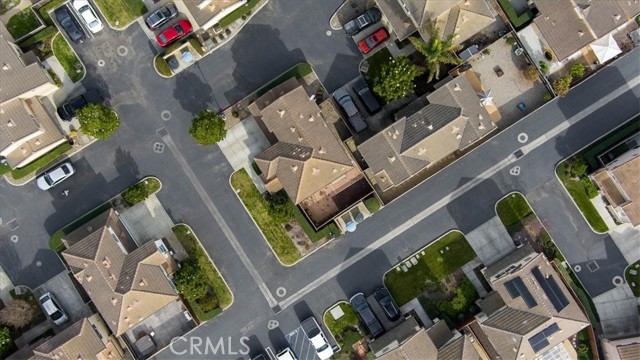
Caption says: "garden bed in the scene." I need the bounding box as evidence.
[121,177,161,205]
[324,302,365,358]
[92,0,146,29]
[52,34,84,82]
[0,142,71,179]
[218,0,260,28]
[625,260,640,297]
[6,7,41,39]
[173,224,232,322]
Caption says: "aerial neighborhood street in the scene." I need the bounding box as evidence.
[0,0,639,359]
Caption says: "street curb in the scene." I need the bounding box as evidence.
[51,32,87,83]
[171,223,235,311]
[152,54,173,78]
[379,229,465,305]
[321,301,351,353]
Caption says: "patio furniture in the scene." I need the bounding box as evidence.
[518,102,527,111]
[494,66,504,77]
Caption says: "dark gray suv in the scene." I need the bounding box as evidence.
[334,88,368,133]
[350,293,384,337]
[343,7,382,36]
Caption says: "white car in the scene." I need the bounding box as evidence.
[72,0,103,33]
[39,292,69,326]
[36,161,75,190]
[301,317,334,360]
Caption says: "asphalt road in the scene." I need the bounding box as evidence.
[0,0,638,358]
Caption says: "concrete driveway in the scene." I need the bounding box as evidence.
[593,286,640,338]
[218,117,270,172]
[33,271,92,330]
[465,216,516,266]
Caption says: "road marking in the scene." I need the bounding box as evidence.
[10,235,18,243]
[161,110,172,121]
[97,59,105,67]
[276,73,640,310]
[117,46,128,56]
[159,131,279,308]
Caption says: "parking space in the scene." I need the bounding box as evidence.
[366,293,402,331]
[33,271,92,331]
[135,1,194,55]
[334,74,393,137]
[284,325,321,360]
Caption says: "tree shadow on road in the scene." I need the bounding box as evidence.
[172,71,214,116]
[113,146,140,182]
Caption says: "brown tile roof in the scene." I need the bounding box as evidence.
[611,155,640,225]
[377,328,439,360]
[592,169,627,206]
[0,35,51,104]
[532,0,596,60]
[618,342,640,360]
[252,79,354,204]
[439,0,495,45]
[32,318,106,360]
[369,316,423,356]
[404,0,460,27]
[482,307,550,335]
[358,71,493,191]
[62,209,178,336]
[376,0,417,40]
[573,0,639,38]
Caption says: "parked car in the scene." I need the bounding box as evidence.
[145,3,178,30]
[352,77,381,114]
[36,161,75,191]
[301,317,334,360]
[156,19,192,47]
[38,292,69,326]
[374,288,401,321]
[358,27,389,54]
[72,0,103,33]
[343,7,382,36]
[276,348,298,360]
[57,89,104,121]
[350,293,384,337]
[333,88,368,133]
[55,6,86,44]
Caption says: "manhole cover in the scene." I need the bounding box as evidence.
[574,265,581,272]
[517,133,528,143]
[153,142,165,153]
[326,30,332,36]
[276,287,287,298]
[97,59,105,67]
[587,260,599,272]
[612,276,623,286]
[117,46,128,56]
[271,305,282,314]
[513,149,525,159]
[7,219,19,231]
[267,319,279,329]
[10,235,18,243]
[36,261,42,267]
[510,166,521,176]
[160,110,171,121]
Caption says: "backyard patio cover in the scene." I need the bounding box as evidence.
[590,34,621,64]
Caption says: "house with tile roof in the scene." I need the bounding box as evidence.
[0,27,66,169]
[591,148,640,226]
[601,336,640,360]
[7,314,128,360]
[464,244,590,360]
[375,0,496,44]
[358,70,495,193]
[249,77,372,228]
[61,209,181,337]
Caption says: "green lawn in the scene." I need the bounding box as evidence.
[122,177,161,205]
[384,231,476,306]
[173,225,233,309]
[49,201,114,252]
[256,63,313,97]
[496,193,533,226]
[92,0,147,28]
[563,179,608,232]
[324,303,362,350]
[497,0,534,28]
[5,142,72,180]
[291,206,339,242]
[218,0,260,28]
[230,169,301,264]
[625,260,640,297]
[52,34,84,82]
[38,0,68,25]
[364,197,381,213]
[6,7,40,39]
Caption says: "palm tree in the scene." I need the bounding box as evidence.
[409,22,462,82]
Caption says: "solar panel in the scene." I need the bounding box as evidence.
[505,279,519,298]
[528,332,550,353]
[543,323,560,337]
[532,267,569,312]
[513,277,537,308]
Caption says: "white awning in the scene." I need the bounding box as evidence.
[589,33,621,64]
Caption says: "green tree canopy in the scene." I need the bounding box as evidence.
[174,260,208,300]
[77,103,120,139]
[0,327,12,357]
[409,22,461,82]
[553,75,573,96]
[188,110,227,145]
[372,56,423,102]
[570,63,586,78]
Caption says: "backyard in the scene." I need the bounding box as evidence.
[6,7,40,39]
[92,0,147,28]
[52,34,84,82]
[173,224,232,321]
[324,302,365,359]
[496,193,565,261]
[383,231,479,325]
[625,260,640,297]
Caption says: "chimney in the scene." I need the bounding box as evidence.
[418,147,426,155]
[86,275,92,282]
[453,83,461,91]
[139,279,146,287]
[111,298,117,306]
[2,63,10,70]
[318,147,326,154]
[299,113,304,118]
[290,126,296,132]
[332,168,338,173]
[578,30,584,37]
[479,123,485,130]
[308,115,315,122]
[451,125,459,133]
[278,109,285,117]
[312,167,320,175]
[388,155,396,163]
[478,114,483,120]
[613,14,621,21]
[6,119,15,127]
[298,136,304,142]
[427,124,433,130]
[291,165,298,172]
[456,134,462,140]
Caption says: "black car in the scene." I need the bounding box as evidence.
[57,89,104,120]
[55,7,85,44]
[374,288,401,321]
[333,88,368,133]
[352,78,381,114]
[350,293,384,337]
[145,3,178,30]
[343,7,382,36]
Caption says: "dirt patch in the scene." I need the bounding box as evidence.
[284,220,330,257]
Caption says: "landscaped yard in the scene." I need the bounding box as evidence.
[496,0,534,28]
[362,47,392,89]
[48,201,113,252]
[496,193,533,227]
[255,63,313,97]
[384,231,477,306]
[625,260,640,297]
[0,142,72,179]
[38,0,68,25]
[52,34,84,82]
[324,302,364,358]
[173,224,232,321]
[92,0,147,28]
[218,0,260,27]
[18,26,58,59]
[122,177,161,205]
[6,7,40,39]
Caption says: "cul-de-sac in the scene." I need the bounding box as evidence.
[0,0,639,359]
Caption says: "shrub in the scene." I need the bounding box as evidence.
[188,110,227,145]
[174,260,208,300]
[581,177,599,199]
[553,75,573,96]
[505,36,516,46]
[196,293,219,312]
[188,38,206,56]
[265,191,294,223]
[523,66,538,81]
[18,26,57,48]
[566,157,588,178]
[0,327,12,357]
[0,300,37,329]
[372,56,422,102]
[538,61,549,74]
[364,197,381,213]
[543,93,553,102]
[482,48,491,55]
[77,103,120,139]
[570,63,586,78]
[122,179,160,205]
[154,56,172,77]
[577,343,588,354]
[47,68,62,87]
